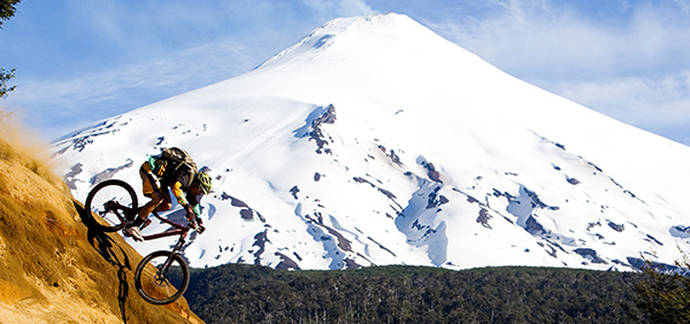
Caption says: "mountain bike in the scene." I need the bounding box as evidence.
[85,179,200,305]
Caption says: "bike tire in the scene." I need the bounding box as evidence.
[134,250,190,305]
[84,179,138,232]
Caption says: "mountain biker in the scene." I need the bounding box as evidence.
[123,147,212,241]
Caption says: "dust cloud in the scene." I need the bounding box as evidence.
[0,109,61,190]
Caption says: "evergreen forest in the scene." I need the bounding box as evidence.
[184,264,654,323]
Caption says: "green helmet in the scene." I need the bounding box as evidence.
[195,171,212,194]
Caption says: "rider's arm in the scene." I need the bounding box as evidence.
[172,181,202,221]
[186,191,202,217]
[171,180,201,215]
[171,171,202,218]
[171,181,190,206]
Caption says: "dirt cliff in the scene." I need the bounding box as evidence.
[0,114,204,323]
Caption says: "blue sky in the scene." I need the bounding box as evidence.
[1,0,689,145]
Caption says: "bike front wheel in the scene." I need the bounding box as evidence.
[134,250,190,305]
[84,179,138,232]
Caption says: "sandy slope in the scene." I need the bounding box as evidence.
[0,117,203,323]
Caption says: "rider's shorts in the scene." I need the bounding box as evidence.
[139,162,158,197]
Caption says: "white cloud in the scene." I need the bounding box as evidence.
[337,0,377,16]
[430,0,690,78]
[302,0,376,19]
[1,40,264,138]
[24,40,257,102]
[673,0,690,14]
[420,0,690,144]
[545,70,690,127]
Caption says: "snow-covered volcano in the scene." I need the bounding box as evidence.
[53,13,690,271]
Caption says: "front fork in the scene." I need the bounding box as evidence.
[157,236,187,280]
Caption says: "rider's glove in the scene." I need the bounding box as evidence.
[184,204,204,233]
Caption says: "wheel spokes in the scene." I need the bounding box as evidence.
[139,257,185,301]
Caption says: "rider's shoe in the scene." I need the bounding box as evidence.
[123,226,144,242]
[196,225,206,234]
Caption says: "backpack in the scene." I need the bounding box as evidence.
[160,147,198,186]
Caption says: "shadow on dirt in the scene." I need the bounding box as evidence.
[74,201,132,324]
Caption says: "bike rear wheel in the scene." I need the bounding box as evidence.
[84,179,138,232]
[134,250,190,305]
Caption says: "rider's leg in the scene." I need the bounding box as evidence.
[134,191,164,226]
[153,190,172,212]
[134,162,163,226]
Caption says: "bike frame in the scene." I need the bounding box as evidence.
[142,212,190,253]
[110,202,190,253]
[143,213,189,240]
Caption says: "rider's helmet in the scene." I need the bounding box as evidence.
[195,170,212,194]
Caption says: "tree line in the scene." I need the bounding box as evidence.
[184,264,664,323]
